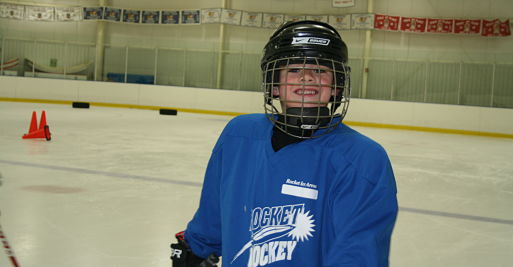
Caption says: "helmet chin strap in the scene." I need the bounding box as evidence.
[277,107,331,137]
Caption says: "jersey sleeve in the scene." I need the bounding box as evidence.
[184,147,223,258]
[324,146,398,267]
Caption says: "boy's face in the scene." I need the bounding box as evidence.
[274,64,334,109]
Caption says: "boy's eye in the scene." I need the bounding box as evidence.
[313,69,327,73]
[287,68,301,73]
[286,68,330,74]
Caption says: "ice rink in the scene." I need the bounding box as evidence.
[0,101,512,267]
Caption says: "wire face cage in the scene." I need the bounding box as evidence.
[263,56,351,139]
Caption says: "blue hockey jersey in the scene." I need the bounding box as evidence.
[185,114,398,267]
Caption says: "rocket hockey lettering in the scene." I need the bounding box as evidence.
[250,204,304,232]
[231,203,315,267]
[248,241,297,267]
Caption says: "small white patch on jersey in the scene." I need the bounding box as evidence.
[292,37,330,46]
[281,184,318,200]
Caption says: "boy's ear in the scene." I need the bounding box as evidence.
[272,86,280,97]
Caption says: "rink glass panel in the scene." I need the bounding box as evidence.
[1,37,513,108]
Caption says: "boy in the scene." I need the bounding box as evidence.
[172,20,398,267]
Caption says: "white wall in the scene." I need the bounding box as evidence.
[1,0,512,135]
[2,76,513,135]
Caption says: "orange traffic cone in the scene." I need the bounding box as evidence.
[22,111,51,141]
[28,111,38,133]
[39,110,47,130]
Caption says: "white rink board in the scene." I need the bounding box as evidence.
[1,75,513,134]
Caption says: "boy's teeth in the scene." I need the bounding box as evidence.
[297,90,316,95]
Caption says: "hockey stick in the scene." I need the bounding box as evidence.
[0,221,21,267]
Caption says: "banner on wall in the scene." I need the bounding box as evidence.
[374,14,400,31]
[427,18,454,33]
[453,19,481,34]
[241,11,262,27]
[25,6,54,21]
[329,15,351,30]
[2,2,512,39]
[123,9,140,23]
[482,19,511,37]
[262,13,284,28]
[182,10,200,24]
[201,8,221,24]
[55,7,82,21]
[141,10,160,24]
[83,7,103,20]
[285,15,305,23]
[161,11,179,24]
[221,9,242,25]
[103,7,121,22]
[400,17,427,32]
[0,4,24,19]
[332,0,355,8]
[351,13,374,30]
[306,15,328,23]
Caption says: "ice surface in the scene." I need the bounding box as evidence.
[0,101,512,267]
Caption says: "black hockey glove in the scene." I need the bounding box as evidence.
[170,231,219,267]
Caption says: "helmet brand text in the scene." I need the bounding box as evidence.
[292,37,330,46]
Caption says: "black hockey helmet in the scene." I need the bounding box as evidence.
[261,20,348,69]
[261,20,351,139]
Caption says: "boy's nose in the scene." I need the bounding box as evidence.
[299,69,315,81]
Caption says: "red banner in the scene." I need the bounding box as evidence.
[454,19,481,34]
[374,14,400,31]
[481,19,511,37]
[427,19,454,33]
[400,17,427,32]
